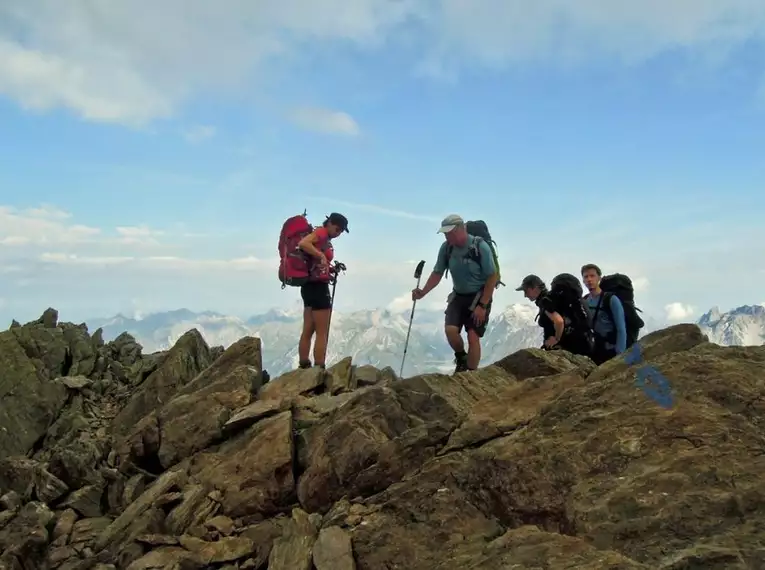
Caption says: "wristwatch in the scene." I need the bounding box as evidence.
[477,301,486,308]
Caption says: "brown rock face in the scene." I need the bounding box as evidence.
[1,312,764,569]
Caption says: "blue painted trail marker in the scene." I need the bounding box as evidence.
[623,342,675,409]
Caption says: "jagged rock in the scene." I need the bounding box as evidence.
[61,484,104,518]
[297,367,512,513]
[33,466,70,503]
[205,515,235,536]
[70,516,112,544]
[38,308,59,328]
[258,366,325,403]
[52,509,78,542]
[116,337,263,471]
[111,329,214,437]
[268,508,319,570]
[57,375,93,390]
[353,364,396,387]
[325,357,354,394]
[0,458,39,500]
[492,346,594,380]
[61,323,98,377]
[164,484,220,535]
[123,546,205,569]
[0,492,21,512]
[189,411,294,518]
[178,534,256,563]
[439,369,586,453]
[223,398,287,433]
[0,501,55,568]
[312,525,355,570]
[0,331,68,457]
[1,313,764,568]
[237,517,286,568]
[94,467,187,553]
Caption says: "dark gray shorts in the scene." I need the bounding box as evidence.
[444,291,491,338]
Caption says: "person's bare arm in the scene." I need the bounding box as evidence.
[479,273,498,305]
[546,311,565,341]
[298,231,326,260]
[420,272,442,295]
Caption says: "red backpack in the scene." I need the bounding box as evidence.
[278,214,314,287]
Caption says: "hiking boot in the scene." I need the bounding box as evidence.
[314,363,326,369]
[298,360,312,369]
[453,351,468,374]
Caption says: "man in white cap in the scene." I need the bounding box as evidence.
[411,214,499,373]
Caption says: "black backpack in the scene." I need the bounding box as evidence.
[442,220,504,289]
[548,273,594,336]
[595,273,645,347]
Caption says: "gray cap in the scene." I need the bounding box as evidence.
[437,214,464,234]
[515,274,545,291]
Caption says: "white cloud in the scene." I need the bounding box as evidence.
[0,205,101,245]
[36,252,271,272]
[288,107,361,137]
[0,38,171,126]
[2,1,764,125]
[632,276,650,293]
[115,225,165,246]
[39,253,135,265]
[386,291,445,313]
[664,302,697,322]
[182,125,216,143]
[0,205,176,249]
[387,292,413,313]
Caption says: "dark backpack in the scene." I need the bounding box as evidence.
[548,273,594,337]
[442,220,504,288]
[595,273,645,347]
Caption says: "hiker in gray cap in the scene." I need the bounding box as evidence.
[411,214,500,373]
[516,273,594,356]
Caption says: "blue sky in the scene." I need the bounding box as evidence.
[1,1,765,325]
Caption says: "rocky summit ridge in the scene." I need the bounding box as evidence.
[1,308,764,569]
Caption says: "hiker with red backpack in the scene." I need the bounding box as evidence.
[411,214,503,373]
[278,211,349,369]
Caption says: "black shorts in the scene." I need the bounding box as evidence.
[300,281,332,311]
[444,291,491,338]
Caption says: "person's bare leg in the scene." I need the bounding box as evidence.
[312,308,331,367]
[298,307,315,366]
[466,329,482,370]
[445,325,464,353]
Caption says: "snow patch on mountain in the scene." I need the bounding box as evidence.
[697,305,765,346]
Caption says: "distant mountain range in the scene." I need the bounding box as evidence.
[697,304,765,346]
[81,300,671,377]
[83,302,764,378]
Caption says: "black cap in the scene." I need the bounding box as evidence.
[326,212,349,233]
[515,274,545,291]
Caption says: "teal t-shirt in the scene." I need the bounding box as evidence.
[433,235,496,294]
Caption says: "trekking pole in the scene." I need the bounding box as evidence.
[327,261,346,341]
[399,260,426,379]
